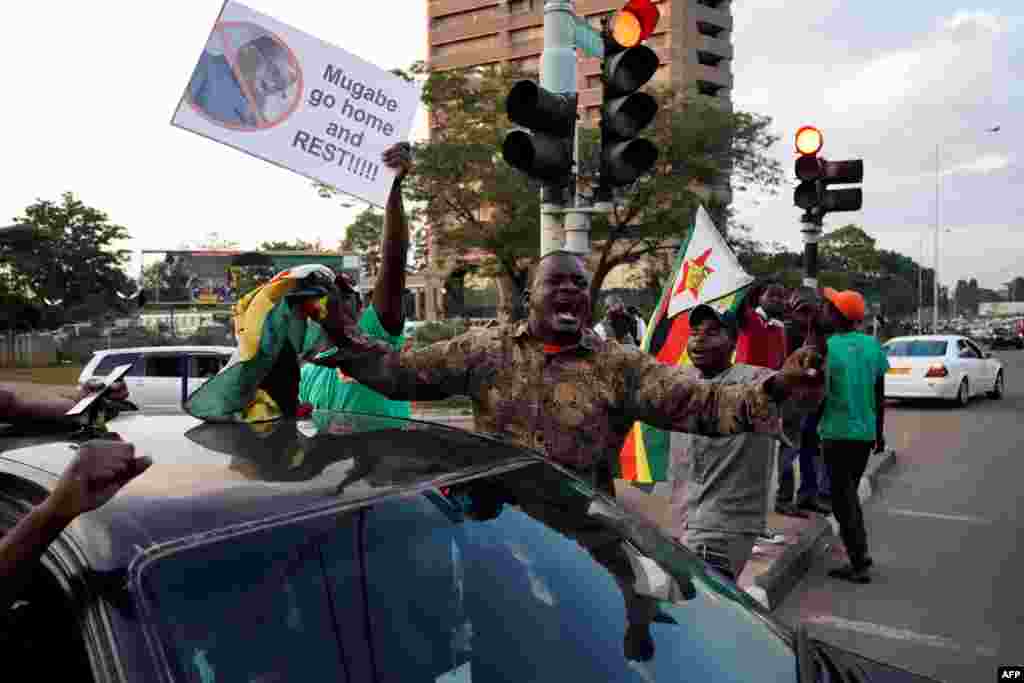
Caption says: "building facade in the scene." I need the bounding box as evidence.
[427,0,734,117]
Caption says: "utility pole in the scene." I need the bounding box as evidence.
[933,143,940,331]
[539,0,577,256]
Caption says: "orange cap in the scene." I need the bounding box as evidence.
[822,287,866,322]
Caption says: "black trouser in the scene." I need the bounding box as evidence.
[822,439,872,568]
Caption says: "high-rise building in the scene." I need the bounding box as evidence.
[426,0,734,121]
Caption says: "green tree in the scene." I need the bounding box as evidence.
[259,239,317,251]
[1,193,132,319]
[341,208,384,278]
[819,224,881,280]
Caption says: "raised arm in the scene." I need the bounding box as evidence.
[372,143,412,336]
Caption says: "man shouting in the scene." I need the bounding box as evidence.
[308,251,826,496]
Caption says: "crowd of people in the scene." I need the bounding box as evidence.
[0,141,886,612]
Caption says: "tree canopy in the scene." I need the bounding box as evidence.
[1,193,133,323]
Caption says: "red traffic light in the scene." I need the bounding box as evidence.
[609,0,660,48]
[795,126,823,155]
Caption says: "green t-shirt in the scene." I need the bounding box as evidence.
[298,304,410,418]
[818,332,889,442]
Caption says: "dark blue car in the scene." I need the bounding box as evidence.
[0,411,937,682]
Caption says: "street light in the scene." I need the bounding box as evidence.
[933,125,1001,330]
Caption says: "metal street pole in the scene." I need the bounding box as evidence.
[802,215,821,289]
[933,143,940,331]
[540,0,577,256]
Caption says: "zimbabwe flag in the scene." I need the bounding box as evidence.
[618,206,755,482]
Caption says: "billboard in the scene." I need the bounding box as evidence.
[172,1,420,207]
[978,302,1024,317]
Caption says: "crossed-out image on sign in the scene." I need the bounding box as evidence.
[187,20,304,131]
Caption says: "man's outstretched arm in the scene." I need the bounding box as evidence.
[372,143,413,336]
[623,347,824,436]
[0,381,129,423]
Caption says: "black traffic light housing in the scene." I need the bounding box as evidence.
[794,144,864,221]
[502,80,577,189]
[596,4,661,199]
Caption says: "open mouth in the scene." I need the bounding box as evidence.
[553,301,581,326]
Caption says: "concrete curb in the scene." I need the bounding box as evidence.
[752,449,899,610]
[749,515,832,610]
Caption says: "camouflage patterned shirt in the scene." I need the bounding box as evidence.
[332,321,782,492]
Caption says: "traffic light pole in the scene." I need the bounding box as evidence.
[801,213,822,289]
[540,0,578,257]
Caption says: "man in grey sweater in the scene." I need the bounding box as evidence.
[669,304,780,581]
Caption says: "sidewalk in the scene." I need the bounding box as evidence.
[414,410,897,611]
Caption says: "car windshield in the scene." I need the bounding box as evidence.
[885,340,948,357]
[139,462,795,683]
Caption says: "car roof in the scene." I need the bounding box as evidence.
[0,412,537,571]
[90,345,236,356]
[884,335,965,343]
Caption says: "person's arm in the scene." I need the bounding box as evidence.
[622,347,824,436]
[316,314,484,402]
[0,440,152,610]
[0,381,129,423]
[372,143,413,336]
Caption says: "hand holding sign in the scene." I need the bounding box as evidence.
[173,1,420,208]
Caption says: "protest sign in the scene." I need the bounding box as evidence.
[172,1,420,207]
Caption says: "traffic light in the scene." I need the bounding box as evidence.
[598,0,661,190]
[502,80,577,187]
[793,125,864,220]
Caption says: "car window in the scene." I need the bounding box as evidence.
[321,464,794,683]
[145,355,185,378]
[92,353,143,376]
[190,354,227,378]
[885,340,947,357]
[140,520,349,683]
[965,340,986,358]
[957,340,980,359]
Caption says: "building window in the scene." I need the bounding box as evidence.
[696,21,726,37]
[508,0,538,15]
[585,74,603,90]
[433,35,500,58]
[586,11,613,30]
[696,0,725,8]
[432,6,500,32]
[696,50,724,67]
[510,25,544,44]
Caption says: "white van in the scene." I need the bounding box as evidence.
[79,346,235,411]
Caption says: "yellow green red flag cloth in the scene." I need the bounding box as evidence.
[618,206,755,483]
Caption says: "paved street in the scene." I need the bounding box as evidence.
[775,349,1024,682]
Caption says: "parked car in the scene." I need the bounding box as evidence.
[78,346,235,411]
[884,335,1004,405]
[0,410,940,682]
[989,327,1024,350]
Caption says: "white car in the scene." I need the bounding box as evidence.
[79,346,235,411]
[883,335,1004,406]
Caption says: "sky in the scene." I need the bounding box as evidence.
[1,1,1020,290]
